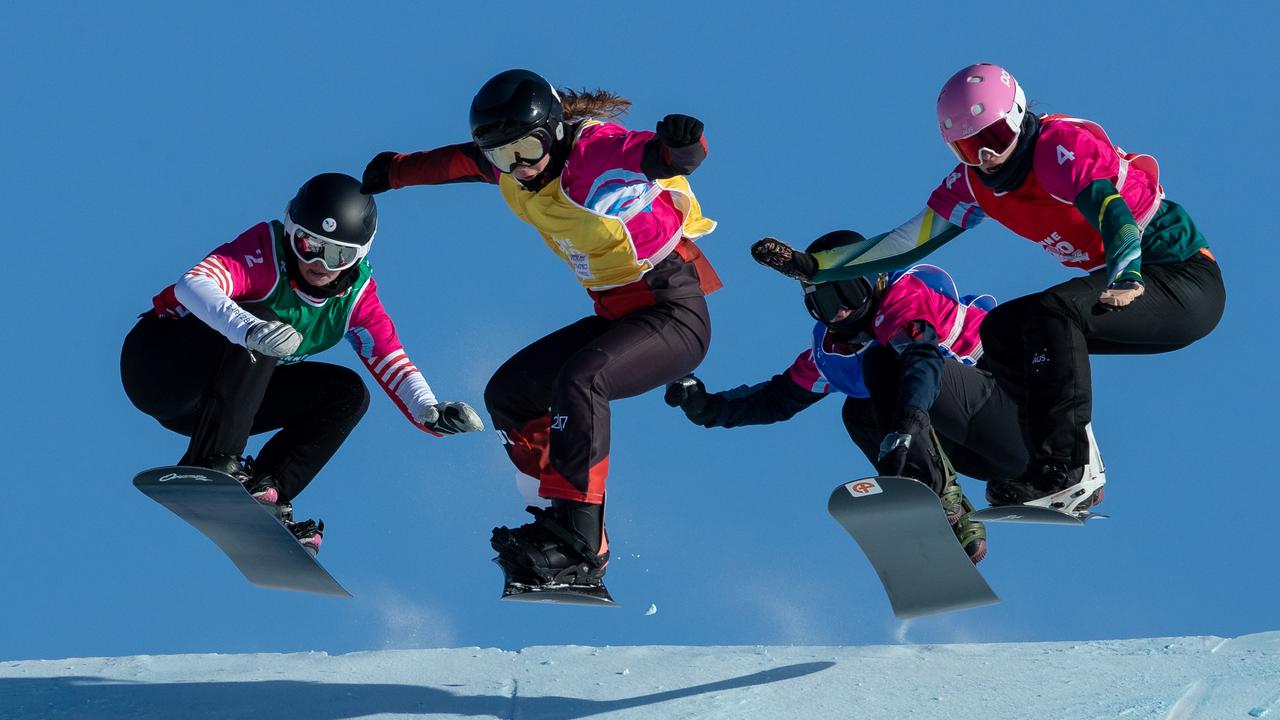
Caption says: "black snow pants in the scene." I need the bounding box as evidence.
[980,251,1224,468]
[484,241,722,508]
[842,345,1028,486]
[120,311,369,502]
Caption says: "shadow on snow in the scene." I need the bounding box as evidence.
[0,660,834,719]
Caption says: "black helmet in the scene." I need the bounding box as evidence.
[802,230,878,329]
[469,69,564,149]
[284,173,377,271]
[286,173,377,247]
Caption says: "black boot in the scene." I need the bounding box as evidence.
[491,501,608,587]
[287,518,323,556]
[199,453,253,482]
[986,462,1102,514]
[243,472,282,508]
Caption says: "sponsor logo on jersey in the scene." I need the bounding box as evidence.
[1037,232,1091,264]
[555,237,594,280]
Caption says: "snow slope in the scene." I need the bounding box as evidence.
[4,632,1279,719]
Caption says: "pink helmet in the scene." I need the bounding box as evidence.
[936,63,1027,165]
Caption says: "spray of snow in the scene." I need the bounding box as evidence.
[365,585,458,649]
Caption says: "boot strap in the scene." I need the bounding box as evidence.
[527,506,607,569]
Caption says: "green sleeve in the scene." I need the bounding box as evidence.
[1074,179,1143,285]
[808,209,966,283]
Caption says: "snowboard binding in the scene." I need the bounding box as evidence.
[976,424,1108,525]
[935,434,987,563]
[491,506,616,606]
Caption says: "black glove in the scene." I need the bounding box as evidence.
[875,407,931,477]
[361,151,398,195]
[655,114,704,148]
[664,375,716,423]
[750,238,818,281]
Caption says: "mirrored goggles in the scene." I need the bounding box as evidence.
[803,280,872,325]
[481,128,553,173]
[285,220,366,272]
[946,117,1020,166]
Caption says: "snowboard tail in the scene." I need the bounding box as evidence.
[133,466,350,597]
[828,476,998,618]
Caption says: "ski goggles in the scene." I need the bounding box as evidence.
[803,279,872,324]
[946,117,1021,166]
[480,128,553,173]
[284,219,368,272]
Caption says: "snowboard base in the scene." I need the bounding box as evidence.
[828,476,998,618]
[494,560,618,606]
[500,582,618,607]
[970,505,1109,525]
[133,465,350,597]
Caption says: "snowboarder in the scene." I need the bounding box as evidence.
[121,173,483,554]
[750,63,1223,515]
[667,231,1039,561]
[360,69,721,595]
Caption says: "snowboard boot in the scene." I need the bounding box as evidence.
[491,501,608,588]
[986,423,1106,517]
[244,473,282,508]
[950,494,988,564]
[934,435,965,524]
[200,454,282,507]
[202,453,253,483]
[287,518,323,556]
[934,439,987,563]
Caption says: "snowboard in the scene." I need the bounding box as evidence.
[828,476,998,619]
[133,465,350,597]
[969,505,1108,525]
[494,560,618,607]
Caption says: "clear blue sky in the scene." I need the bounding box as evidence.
[3,3,1275,660]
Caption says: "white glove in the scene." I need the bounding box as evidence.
[245,320,303,358]
[415,402,485,436]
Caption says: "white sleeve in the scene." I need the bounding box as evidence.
[394,371,440,421]
[172,269,259,346]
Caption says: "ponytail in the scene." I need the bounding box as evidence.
[560,88,633,122]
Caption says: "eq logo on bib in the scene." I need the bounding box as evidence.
[844,479,884,498]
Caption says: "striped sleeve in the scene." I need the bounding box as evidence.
[785,349,831,395]
[927,164,986,228]
[346,280,441,435]
[168,223,278,345]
